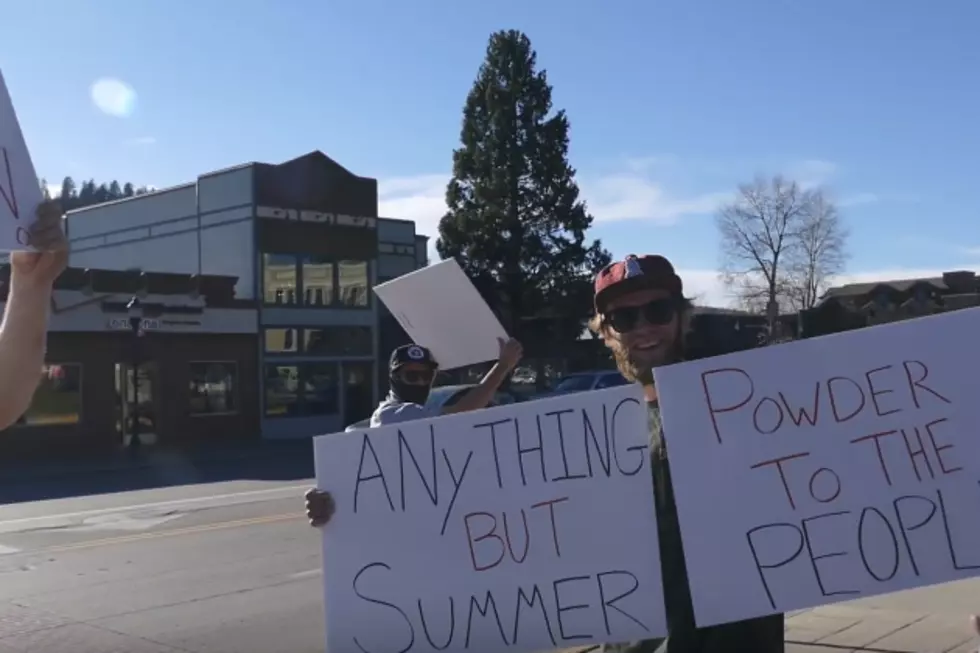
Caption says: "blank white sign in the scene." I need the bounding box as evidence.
[373,258,509,370]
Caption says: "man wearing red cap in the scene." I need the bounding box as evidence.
[592,255,784,653]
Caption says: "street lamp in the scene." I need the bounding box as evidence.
[126,297,143,450]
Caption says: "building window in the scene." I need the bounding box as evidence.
[339,260,369,307]
[264,328,299,353]
[189,362,238,415]
[263,254,299,305]
[265,363,340,417]
[303,363,339,415]
[265,365,300,417]
[302,256,335,306]
[305,326,373,356]
[18,364,82,426]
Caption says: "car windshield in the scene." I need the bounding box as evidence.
[552,374,596,393]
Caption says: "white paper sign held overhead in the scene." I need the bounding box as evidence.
[313,384,668,653]
[373,258,509,370]
[653,308,980,627]
[0,69,43,251]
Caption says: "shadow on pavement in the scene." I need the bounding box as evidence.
[0,441,315,505]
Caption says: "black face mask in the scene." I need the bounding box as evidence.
[390,377,431,406]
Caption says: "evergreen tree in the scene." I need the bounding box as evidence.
[108,180,122,199]
[60,177,77,204]
[78,179,97,204]
[39,178,50,200]
[123,182,135,197]
[437,30,611,342]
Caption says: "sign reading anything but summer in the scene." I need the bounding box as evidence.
[653,307,980,627]
[0,69,43,251]
[313,384,667,653]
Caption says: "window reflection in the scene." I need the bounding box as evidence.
[338,260,369,307]
[303,363,339,415]
[264,328,299,353]
[264,365,300,416]
[263,254,298,305]
[17,364,82,426]
[189,362,238,415]
[302,256,335,306]
[305,326,372,356]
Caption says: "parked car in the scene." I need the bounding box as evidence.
[538,370,631,399]
[344,384,520,431]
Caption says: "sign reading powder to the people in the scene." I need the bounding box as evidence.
[313,384,667,653]
[654,307,980,627]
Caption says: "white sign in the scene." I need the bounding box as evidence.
[373,259,509,370]
[653,308,980,627]
[313,385,667,653]
[0,69,43,251]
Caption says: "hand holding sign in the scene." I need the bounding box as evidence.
[10,200,68,289]
[0,69,46,252]
[497,336,524,372]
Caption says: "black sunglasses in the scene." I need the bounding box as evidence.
[398,369,434,384]
[605,298,677,333]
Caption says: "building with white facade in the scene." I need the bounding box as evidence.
[63,151,428,440]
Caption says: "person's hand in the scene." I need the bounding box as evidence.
[305,488,335,528]
[10,201,68,289]
[497,337,523,371]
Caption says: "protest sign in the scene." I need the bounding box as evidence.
[313,384,667,653]
[653,307,980,627]
[373,258,509,370]
[0,69,43,251]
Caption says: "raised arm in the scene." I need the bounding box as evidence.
[443,338,523,415]
[0,201,68,430]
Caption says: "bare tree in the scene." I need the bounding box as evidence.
[716,176,809,329]
[784,191,848,311]
[716,176,848,332]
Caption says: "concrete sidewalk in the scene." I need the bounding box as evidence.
[786,603,977,652]
[558,579,980,652]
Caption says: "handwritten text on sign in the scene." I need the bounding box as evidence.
[0,69,43,251]
[313,385,667,653]
[654,308,980,627]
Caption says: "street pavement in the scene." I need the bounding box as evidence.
[0,455,976,652]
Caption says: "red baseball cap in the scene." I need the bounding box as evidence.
[593,254,683,313]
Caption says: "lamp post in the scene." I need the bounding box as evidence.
[126,297,143,450]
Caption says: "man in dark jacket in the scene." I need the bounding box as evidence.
[590,254,784,653]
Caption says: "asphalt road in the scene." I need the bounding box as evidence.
[0,455,977,653]
[0,476,325,653]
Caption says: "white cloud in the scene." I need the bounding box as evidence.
[90,78,137,117]
[377,167,730,242]
[123,136,156,146]
[678,265,980,309]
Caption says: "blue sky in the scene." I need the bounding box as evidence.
[3,0,978,305]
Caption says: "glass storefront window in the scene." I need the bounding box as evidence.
[302,256,335,306]
[17,364,82,426]
[303,363,339,415]
[189,362,238,415]
[264,365,300,417]
[264,328,299,353]
[262,254,299,305]
[338,260,369,307]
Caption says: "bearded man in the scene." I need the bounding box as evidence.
[592,254,784,653]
